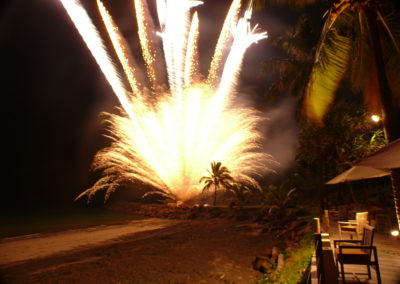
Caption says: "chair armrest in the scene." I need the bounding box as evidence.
[334,240,362,247]
[338,245,377,256]
[338,221,356,225]
[338,245,374,249]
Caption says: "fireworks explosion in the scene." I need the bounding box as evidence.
[60,0,271,203]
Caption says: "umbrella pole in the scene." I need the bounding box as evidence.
[346,182,357,204]
[390,168,400,231]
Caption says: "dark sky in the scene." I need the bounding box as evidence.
[1,0,326,213]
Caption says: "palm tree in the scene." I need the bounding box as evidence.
[199,161,234,206]
[304,0,400,230]
[227,183,250,210]
[263,184,296,209]
[259,14,319,117]
[256,0,400,230]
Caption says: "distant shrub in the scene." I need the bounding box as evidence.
[254,233,313,284]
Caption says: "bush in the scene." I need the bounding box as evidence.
[254,233,313,284]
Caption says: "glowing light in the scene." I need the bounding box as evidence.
[60,0,270,203]
[391,230,399,237]
[371,114,380,123]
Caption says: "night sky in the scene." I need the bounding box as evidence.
[1,0,326,213]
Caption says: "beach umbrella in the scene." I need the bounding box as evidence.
[326,166,390,184]
[357,138,400,169]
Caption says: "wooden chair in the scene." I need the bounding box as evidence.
[338,211,368,239]
[334,224,381,284]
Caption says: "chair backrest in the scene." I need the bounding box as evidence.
[338,205,349,221]
[314,234,338,284]
[356,212,369,237]
[313,217,321,234]
[324,210,331,234]
[362,224,375,246]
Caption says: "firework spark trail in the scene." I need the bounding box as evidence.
[157,0,202,94]
[217,6,268,104]
[61,0,271,202]
[60,0,163,196]
[135,0,166,89]
[155,0,204,186]
[97,0,143,96]
[59,0,139,126]
[184,12,200,87]
[207,0,241,87]
[197,7,268,176]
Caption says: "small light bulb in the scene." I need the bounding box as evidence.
[371,115,380,123]
[391,230,399,237]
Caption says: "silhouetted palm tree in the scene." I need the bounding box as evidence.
[259,14,319,118]
[199,162,234,206]
[227,183,250,209]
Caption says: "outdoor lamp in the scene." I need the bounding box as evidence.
[371,114,380,123]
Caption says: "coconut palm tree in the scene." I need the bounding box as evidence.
[305,0,400,230]
[255,0,400,230]
[199,162,234,206]
[259,14,319,117]
[227,183,250,209]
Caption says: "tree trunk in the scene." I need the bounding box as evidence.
[365,7,400,230]
[213,185,218,206]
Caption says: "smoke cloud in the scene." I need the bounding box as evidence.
[261,98,298,177]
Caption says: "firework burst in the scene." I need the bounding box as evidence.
[60,0,271,203]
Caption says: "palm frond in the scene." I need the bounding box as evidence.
[201,181,213,193]
[199,176,211,183]
[304,9,353,123]
[260,58,296,77]
[271,14,317,60]
[377,6,400,106]
[286,187,296,198]
[262,58,312,101]
[377,3,400,56]
[349,10,372,94]
[325,0,351,30]
[378,5,400,105]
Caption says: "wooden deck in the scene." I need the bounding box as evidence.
[324,216,400,283]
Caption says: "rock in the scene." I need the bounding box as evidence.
[252,256,272,273]
[276,253,284,272]
[271,247,279,259]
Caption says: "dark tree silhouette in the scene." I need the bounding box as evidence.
[199,162,234,206]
